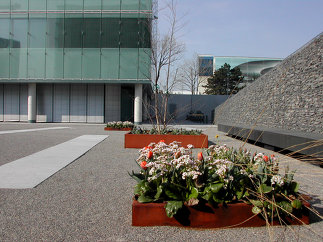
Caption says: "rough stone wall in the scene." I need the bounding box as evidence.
[214,33,323,135]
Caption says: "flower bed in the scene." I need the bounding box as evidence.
[132,198,310,227]
[125,133,208,148]
[125,127,208,148]
[105,127,132,131]
[130,141,310,227]
[105,121,133,131]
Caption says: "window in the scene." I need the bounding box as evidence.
[101,18,119,48]
[83,18,101,48]
[47,18,64,48]
[0,19,10,48]
[64,18,83,48]
[11,19,28,48]
[120,18,139,48]
[29,19,46,48]
[199,57,213,76]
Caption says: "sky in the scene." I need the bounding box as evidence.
[158,0,323,60]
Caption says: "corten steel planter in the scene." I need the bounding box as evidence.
[104,127,132,131]
[124,133,208,148]
[132,199,310,228]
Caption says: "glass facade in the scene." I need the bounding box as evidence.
[198,56,283,81]
[0,0,152,82]
[199,56,213,76]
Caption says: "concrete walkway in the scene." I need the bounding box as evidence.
[0,123,322,241]
[0,135,108,189]
[0,127,70,135]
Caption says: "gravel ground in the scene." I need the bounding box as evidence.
[0,123,322,241]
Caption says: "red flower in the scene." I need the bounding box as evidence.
[159,140,165,143]
[147,150,153,159]
[197,152,203,161]
[140,161,147,170]
[271,154,275,158]
[263,155,269,162]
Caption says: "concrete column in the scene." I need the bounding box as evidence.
[134,83,143,124]
[143,92,148,121]
[28,83,37,123]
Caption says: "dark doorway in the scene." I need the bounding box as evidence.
[121,85,134,121]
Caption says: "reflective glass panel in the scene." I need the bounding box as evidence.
[46,48,64,78]
[28,48,45,78]
[29,19,46,48]
[47,0,65,18]
[64,48,82,78]
[64,18,82,48]
[11,19,28,48]
[0,19,10,48]
[0,0,10,18]
[120,18,139,48]
[82,49,100,79]
[120,48,138,79]
[10,48,28,78]
[83,18,101,48]
[47,18,64,48]
[139,18,151,48]
[101,48,119,79]
[11,0,28,11]
[29,0,46,18]
[0,49,9,77]
[65,0,83,18]
[84,0,101,18]
[101,18,119,48]
[138,48,151,79]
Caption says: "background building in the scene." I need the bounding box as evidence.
[0,0,153,124]
[198,55,282,94]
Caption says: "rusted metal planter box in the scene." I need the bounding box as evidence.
[132,200,310,228]
[124,133,208,148]
[104,127,132,131]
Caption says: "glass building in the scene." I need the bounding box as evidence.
[0,0,153,123]
[198,55,283,94]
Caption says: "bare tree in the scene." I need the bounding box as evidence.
[149,0,185,131]
[178,54,201,95]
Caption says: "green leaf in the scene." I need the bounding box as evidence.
[128,171,144,183]
[258,184,272,194]
[134,182,143,195]
[212,194,224,204]
[154,185,163,200]
[280,201,293,214]
[250,199,263,207]
[165,188,181,200]
[137,194,154,203]
[291,182,299,193]
[188,187,199,200]
[165,201,183,218]
[291,199,302,209]
[210,183,224,193]
[252,206,262,215]
[236,188,244,200]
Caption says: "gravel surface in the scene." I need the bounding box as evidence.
[0,123,322,241]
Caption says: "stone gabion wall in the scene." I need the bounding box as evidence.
[214,33,323,135]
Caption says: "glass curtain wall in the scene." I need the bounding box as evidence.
[0,0,152,82]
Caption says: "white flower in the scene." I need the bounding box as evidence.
[271,175,284,186]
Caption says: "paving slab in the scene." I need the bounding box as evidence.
[0,127,70,135]
[0,135,108,189]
